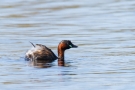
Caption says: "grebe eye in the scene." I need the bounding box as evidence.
[69,45,72,48]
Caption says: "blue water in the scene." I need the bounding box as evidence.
[0,0,135,90]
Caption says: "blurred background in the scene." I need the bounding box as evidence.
[0,0,135,90]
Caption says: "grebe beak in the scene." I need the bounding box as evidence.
[71,44,78,48]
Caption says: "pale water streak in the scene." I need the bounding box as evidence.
[0,0,135,90]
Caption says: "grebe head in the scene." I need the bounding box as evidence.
[58,40,78,50]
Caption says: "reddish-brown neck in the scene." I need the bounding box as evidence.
[58,44,65,66]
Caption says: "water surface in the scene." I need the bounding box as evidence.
[0,0,135,90]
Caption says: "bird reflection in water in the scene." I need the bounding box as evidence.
[28,59,54,68]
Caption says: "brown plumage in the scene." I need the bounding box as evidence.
[25,40,78,66]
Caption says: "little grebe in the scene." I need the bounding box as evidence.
[25,40,78,66]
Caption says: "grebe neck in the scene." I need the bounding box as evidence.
[58,46,65,66]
